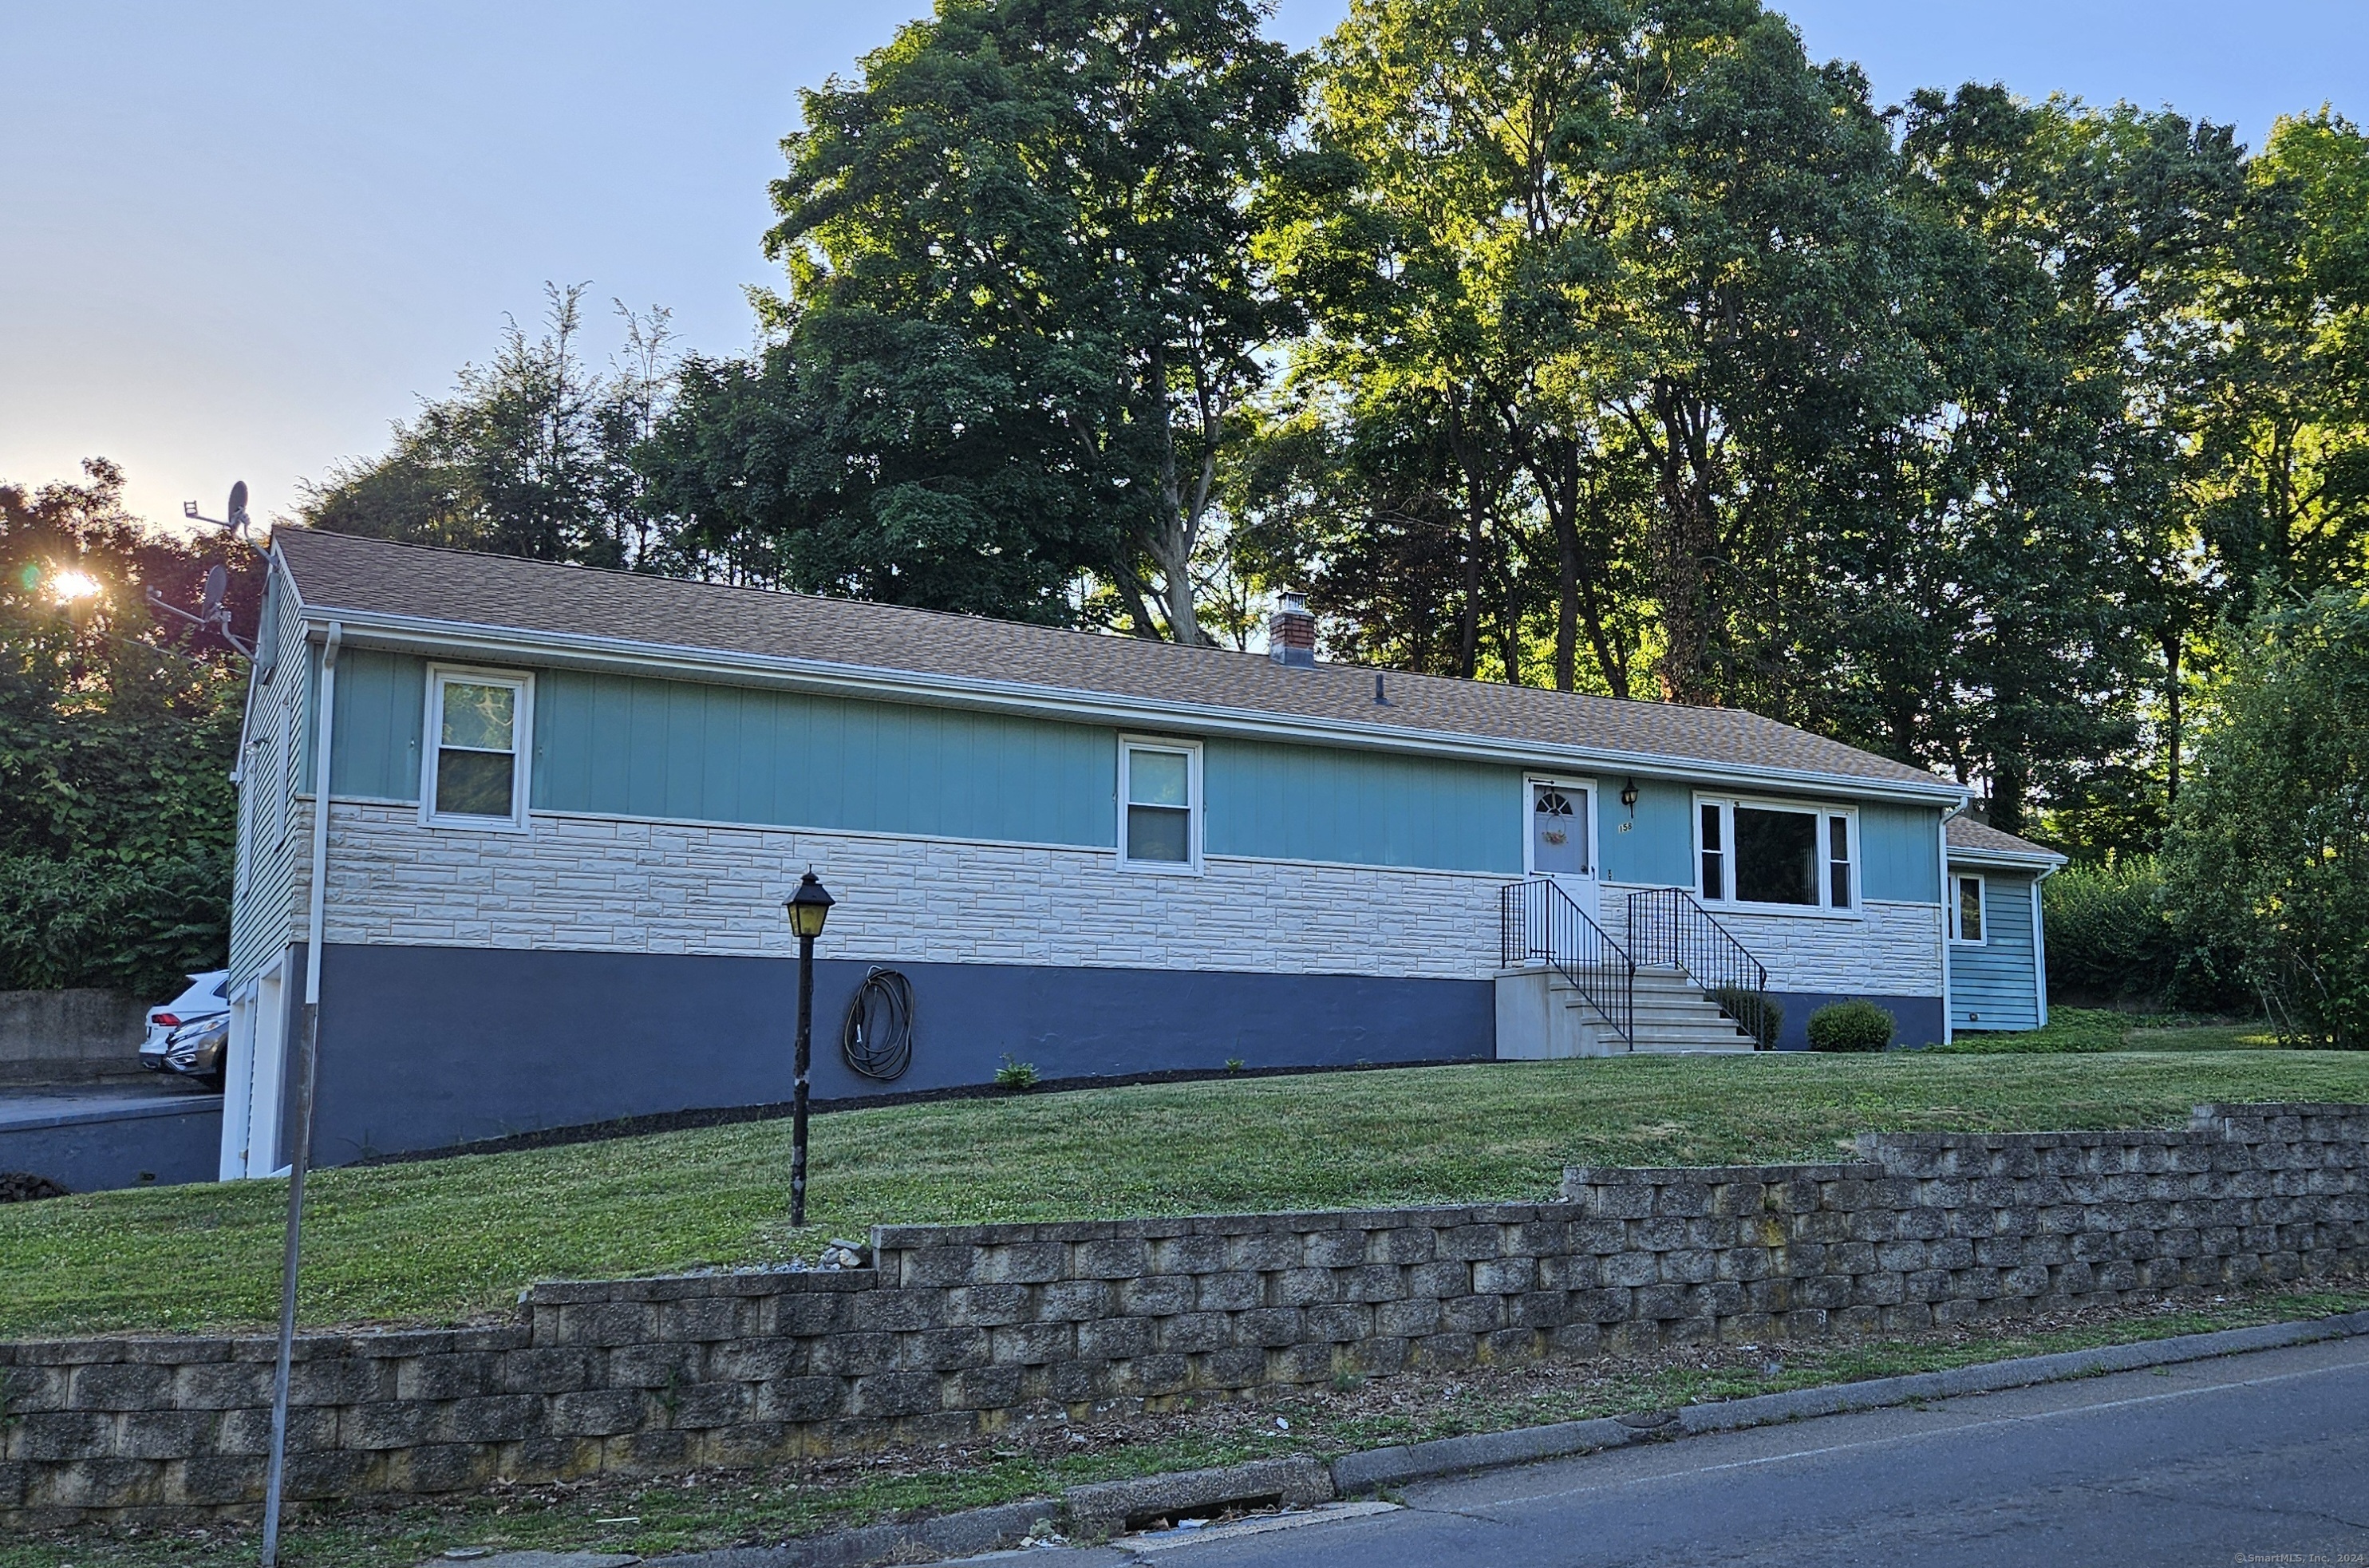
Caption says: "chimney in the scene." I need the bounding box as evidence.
[1267,590,1316,668]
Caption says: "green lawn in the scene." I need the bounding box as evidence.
[1945,1006,2280,1053]
[3,1052,2367,1341]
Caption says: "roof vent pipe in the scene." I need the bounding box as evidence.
[1268,590,1316,668]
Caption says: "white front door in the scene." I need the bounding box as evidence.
[1526,777,1601,925]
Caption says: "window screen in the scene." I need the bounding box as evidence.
[1828,814,1853,910]
[1956,875,1984,942]
[1700,802,1725,900]
[1124,745,1193,863]
[434,679,519,820]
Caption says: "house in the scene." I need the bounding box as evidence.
[217,529,2061,1177]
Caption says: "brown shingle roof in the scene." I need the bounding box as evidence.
[274,527,1957,794]
[1945,816,2065,862]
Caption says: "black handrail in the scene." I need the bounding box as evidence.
[1499,879,1634,1047]
[1623,886,1770,1026]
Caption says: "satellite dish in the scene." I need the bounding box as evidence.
[200,563,228,619]
[227,481,250,535]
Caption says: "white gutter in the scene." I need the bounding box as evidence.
[1937,808,1956,1045]
[2031,863,2058,1028]
[296,606,1971,809]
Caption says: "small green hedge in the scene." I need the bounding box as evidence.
[1708,985,1783,1050]
[1807,999,1895,1053]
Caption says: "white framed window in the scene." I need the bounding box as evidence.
[1119,737,1201,874]
[1524,776,1597,878]
[421,667,534,830]
[1695,795,1858,914]
[1951,872,1986,943]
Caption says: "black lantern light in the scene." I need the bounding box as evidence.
[1620,779,1639,810]
[785,871,835,1227]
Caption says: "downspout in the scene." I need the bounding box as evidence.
[2031,865,2057,1029]
[262,619,338,1567]
[1936,806,1958,1046]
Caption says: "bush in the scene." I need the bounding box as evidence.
[2043,857,2245,1012]
[1806,999,1894,1053]
[1708,985,1783,1050]
[993,1056,1040,1090]
[2166,590,2369,1047]
[0,848,232,998]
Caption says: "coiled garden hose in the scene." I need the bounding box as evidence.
[840,966,916,1081]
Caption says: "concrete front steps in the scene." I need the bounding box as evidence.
[1495,964,1757,1058]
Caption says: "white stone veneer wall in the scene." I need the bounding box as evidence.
[292,803,1944,994]
[316,801,1508,980]
[1605,882,1944,996]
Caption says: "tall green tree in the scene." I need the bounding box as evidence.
[0,462,256,993]
[752,0,1302,638]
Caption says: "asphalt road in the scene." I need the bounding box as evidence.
[1056,1335,2369,1566]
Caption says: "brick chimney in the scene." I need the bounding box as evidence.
[1267,590,1316,668]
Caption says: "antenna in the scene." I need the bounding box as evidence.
[182,479,254,542]
[148,562,254,657]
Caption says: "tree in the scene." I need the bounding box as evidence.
[2166,589,2369,1045]
[0,461,258,995]
[304,284,678,570]
[757,0,1302,639]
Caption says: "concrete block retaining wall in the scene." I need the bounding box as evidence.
[4,1103,2363,1526]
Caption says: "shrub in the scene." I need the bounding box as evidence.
[1708,985,1783,1050]
[2166,590,2369,1047]
[2043,857,2245,1012]
[993,1056,1040,1090]
[1806,999,1894,1053]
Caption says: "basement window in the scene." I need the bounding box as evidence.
[1119,738,1200,873]
[423,669,533,830]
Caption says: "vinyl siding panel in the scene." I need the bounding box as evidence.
[1949,869,2041,1030]
[528,670,1119,847]
[324,649,427,800]
[1601,777,1695,886]
[227,567,314,991]
[1860,804,1943,904]
[1202,739,1521,872]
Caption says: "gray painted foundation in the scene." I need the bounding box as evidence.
[1767,990,1947,1052]
[0,1088,223,1192]
[306,944,1494,1163]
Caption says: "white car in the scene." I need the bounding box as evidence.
[139,970,230,1087]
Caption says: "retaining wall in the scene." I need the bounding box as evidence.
[0,990,148,1085]
[3,1102,2363,1526]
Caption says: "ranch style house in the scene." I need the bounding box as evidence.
[216,528,2062,1178]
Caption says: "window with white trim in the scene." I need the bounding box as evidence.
[1951,873,1985,943]
[1696,796,1857,912]
[423,669,533,829]
[1119,739,1200,872]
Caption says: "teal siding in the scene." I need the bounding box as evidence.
[326,650,428,800]
[1949,869,2041,1030]
[1601,777,1696,886]
[1202,741,1520,872]
[531,670,1117,846]
[1861,804,1943,904]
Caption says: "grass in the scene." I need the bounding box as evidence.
[1943,1006,2282,1054]
[5,1052,2369,1340]
[4,1281,2363,1568]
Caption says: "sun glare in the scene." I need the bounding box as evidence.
[49,568,104,603]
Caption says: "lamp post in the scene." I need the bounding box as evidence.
[786,871,834,1228]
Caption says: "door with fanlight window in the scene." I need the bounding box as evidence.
[1525,778,1601,926]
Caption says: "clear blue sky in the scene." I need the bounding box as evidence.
[2,1,2359,530]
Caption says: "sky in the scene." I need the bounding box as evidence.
[2,1,2362,533]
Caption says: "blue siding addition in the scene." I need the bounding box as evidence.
[1202,740,1520,873]
[532,670,1118,847]
[1949,869,2041,1031]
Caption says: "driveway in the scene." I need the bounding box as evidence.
[1049,1334,2369,1566]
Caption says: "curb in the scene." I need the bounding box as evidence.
[639,1309,2369,1566]
[1336,1307,2369,1492]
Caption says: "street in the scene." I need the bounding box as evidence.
[1054,1335,2369,1566]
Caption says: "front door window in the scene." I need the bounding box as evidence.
[1532,784,1590,876]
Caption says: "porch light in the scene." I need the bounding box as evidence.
[1621,780,1639,809]
[787,872,835,938]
